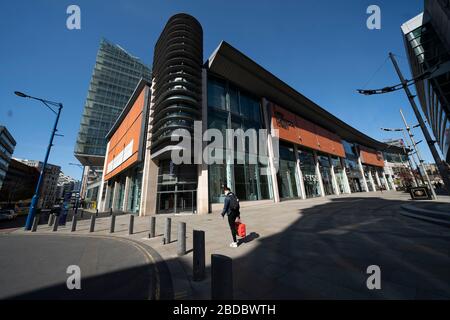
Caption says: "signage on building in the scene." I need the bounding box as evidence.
[104,85,149,181]
[269,102,346,158]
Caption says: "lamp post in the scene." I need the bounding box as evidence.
[15,91,63,230]
[357,53,450,195]
[399,108,437,200]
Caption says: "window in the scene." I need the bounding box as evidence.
[207,77,226,110]
[298,148,321,198]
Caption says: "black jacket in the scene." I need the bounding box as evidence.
[221,192,239,217]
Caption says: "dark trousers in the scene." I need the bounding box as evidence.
[227,210,240,242]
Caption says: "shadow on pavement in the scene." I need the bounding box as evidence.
[7,265,156,300]
[191,196,450,299]
[5,196,450,300]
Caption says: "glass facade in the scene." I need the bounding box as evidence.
[331,156,346,193]
[75,39,151,164]
[156,160,197,214]
[127,166,143,213]
[317,154,334,196]
[363,165,375,191]
[343,141,364,192]
[277,144,299,199]
[370,168,380,190]
[403,14,450,162]
[298,148,321,198]
[207,75,272,203]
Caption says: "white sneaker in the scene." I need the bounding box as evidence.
[229,242,238,248]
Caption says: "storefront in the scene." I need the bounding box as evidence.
[97,14,408,216]
[298,148,321,198]
[277,144,300,199]
[331,156,347,194]
[317,154,334,195]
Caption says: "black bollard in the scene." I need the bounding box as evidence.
[52,215,59,232]
[193,230,205,281]
[48,214,55,226]
[129,215,134,235]
[110,208,113,216]
[164,217,171,244]
[80,210,84,219]
[149,216,156,238]
[31,215,39,232]
[71,214,78,232]
[177,222,186,256]
[211,254,233,300]
[96,209,99,217]
[110,213,116,233]
[89,213,96,232]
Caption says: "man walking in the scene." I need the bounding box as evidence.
[221,186,240,248]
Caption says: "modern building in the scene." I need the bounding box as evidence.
[98,13,407,216]
[0,126,16,191]
[0,158,39,205]
[383,138,418,188]
[56,173,80,200]
[74,38,152,205]
[401,0,450,164]
[422,162,444,185]
[15,159,61,209]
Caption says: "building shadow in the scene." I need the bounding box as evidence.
[5,196,450,300]
[223,196,450,299]
[3,246,174,300]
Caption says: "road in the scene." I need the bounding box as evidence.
[2,192,450,299]
[0,234,171,299]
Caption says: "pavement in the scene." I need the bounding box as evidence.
[4,190,450,299]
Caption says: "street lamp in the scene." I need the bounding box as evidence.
[357,53,450,195]
[379,109,437,199]
[15,91,63,230]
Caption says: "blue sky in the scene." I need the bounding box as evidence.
[0,0,435,180]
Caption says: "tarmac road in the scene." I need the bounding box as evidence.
[0,233,171,299]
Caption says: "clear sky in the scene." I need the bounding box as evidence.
[0,0,436,180]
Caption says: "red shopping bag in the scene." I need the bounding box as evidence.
[235,221,246,238]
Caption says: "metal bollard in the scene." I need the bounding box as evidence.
[31,215,39,232]
[110,213,116,233]
[89,213,96,232]
[193,230,205,281]
[164,217,171,244]
[52,215,59,232]
[71,214,78,232]
[129,215,134,235]
[96,209,99,217]
[148,216,156,238]
[48,214,55,226]
[211,254,233,300]
[177,222,186,256]
[110,208,113,216]
[80,210,84,219]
